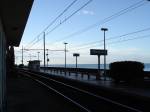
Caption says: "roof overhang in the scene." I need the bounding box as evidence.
[0,0,34,46]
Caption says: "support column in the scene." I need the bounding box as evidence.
[97,55,100,80]
[0,19,6,112]
[43,32,46,71]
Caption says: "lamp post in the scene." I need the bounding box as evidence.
[64,42,68,68]
[73,53,80,77]
[43,32,46,71]
[37,52,40,60]
[101,28,108,81]
[64,42,68,75]
[73,53,80,68]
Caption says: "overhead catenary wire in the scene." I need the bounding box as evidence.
[43,0,78,32]
[21,0,150,57]
[24,0,78,49]
[20,34,150,64]
[68,34,150,56]
[50,0,148,44]
[23,27,150,57]
[107,34,150,46]
[25,0,93,49]
[25,34,41,49]
[70,34,150,51]
[25,0,148,49]
[71,27,150,49]
[45,0,93,35]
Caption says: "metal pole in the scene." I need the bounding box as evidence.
[46,49,48,67]
[65,44,66,68]
[101,28,108,81]
[104,30,106,81]
[64,43,68,68]
[98,55,100,70]
[43,32,46,71]
[98,55,101,80]
[22,46,23,65]
[47,56,48,67]
[76,56,77,68]
[64,42,68,75]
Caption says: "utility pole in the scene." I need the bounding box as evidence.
[64,42,68,68]
[64,42,68,75]
[101,28,108,81]
[46,49,49,67]
[98,55,100,70]
[22,45,23,65]
[43,32,46,71]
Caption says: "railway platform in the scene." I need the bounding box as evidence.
[7,70,82,112]
[7,68,150,112]
[42,69,150,99]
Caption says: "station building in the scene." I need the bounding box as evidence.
[0,0,34,111]
[28,60,40,71]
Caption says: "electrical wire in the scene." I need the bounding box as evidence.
[43,0,78,32]
[107,34,150,46]
[46,0,93,35]
[23,0,149,53]
[50,0,147,44]
[72,27,150,48]
[25,0,93,49]
[21,28,150,58]
[24,0,78,48]
[70,34,150,51]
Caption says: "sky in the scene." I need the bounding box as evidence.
[15,0,150,65]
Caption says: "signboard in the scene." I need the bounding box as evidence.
[73,53,80,57]
[90,49,107,55]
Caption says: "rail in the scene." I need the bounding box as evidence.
[19,69,143,112]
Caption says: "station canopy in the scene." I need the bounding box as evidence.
[0,0,34,46]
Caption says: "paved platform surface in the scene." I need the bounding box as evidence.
[7,71,81,112]
[7,69,150,112]
[43,69,150,99]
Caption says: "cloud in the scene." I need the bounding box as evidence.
[81,10,95,15]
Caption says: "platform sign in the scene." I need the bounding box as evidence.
[90,49,107,55]
[73,53,80,57]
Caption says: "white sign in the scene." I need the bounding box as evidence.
[90,49,107,55]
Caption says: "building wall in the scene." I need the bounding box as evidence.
[28,60,40,71]
[0,17,6,111]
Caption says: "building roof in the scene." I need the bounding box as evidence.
[0,0,34,46]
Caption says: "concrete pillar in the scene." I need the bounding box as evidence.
[0,17,6,112]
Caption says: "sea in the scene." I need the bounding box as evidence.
[47,63,150,71]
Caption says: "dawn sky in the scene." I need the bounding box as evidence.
[15,0,150,65]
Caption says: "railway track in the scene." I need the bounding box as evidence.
[18,69,144,112]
